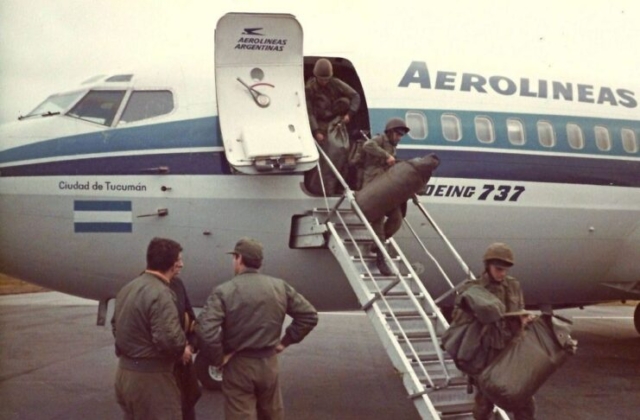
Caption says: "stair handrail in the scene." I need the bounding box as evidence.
[401,217,473,306]
[325,220,445,391]
[410,195,476,281]
[314,136,510,420]
[314,140,454,388]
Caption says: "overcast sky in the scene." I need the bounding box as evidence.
[1,0,639,124]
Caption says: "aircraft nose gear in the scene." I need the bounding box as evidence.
[237,77,273,108]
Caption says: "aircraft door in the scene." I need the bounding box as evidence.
[215,13,318,174]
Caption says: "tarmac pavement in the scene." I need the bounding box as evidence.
[0,292,638,419]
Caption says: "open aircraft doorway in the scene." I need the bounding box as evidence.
[302,56,371,195]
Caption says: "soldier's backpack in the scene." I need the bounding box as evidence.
[441,285,508,375]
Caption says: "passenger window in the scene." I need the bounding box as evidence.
[475,116,495,144]
[621,129,638,153]
[537,121,555,147]
[506,118,525,145]
[67,90,126,126]
[594,126,611,151]
[441,114,462,142]
[566,123,584,150]
[120,91,174,124]
[405,111,427,140]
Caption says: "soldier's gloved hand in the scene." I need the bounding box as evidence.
[386,155,396,166]
[521,314,536,326]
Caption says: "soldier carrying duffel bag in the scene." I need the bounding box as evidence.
[442,243,578,419]
[355,118,440,275]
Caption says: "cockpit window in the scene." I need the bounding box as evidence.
[106,74,133,82]
[25,91,85,118]
[119,90,174,124]
[67,90,126,126]
[81,75,106,85]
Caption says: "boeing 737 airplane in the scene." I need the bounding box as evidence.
[1,9,639,414]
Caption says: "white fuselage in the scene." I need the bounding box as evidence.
[1,12,639,310]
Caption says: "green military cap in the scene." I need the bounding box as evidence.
[227,237,263,261]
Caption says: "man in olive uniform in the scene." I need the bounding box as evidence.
[112,237,187,420]
[196,238,318,420]
[361,117,410,275]
[306,58,361,194]
[452,243,536,420]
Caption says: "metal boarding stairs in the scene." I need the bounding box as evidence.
[296,145,509,419]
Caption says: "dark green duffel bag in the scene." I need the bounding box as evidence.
[476,314,577,411]
[355,154,439,222]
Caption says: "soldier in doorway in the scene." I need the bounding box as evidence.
[306,58,361,194]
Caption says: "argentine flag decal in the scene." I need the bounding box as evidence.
[74,200,133,233]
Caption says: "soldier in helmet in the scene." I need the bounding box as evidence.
[306,58,361,194]
[452,243,536,420]
[360,117,410,275]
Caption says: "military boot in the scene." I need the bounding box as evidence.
[386,241,398,258]
[376,249,393,276]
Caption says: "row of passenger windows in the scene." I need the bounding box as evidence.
[405,112,640,154]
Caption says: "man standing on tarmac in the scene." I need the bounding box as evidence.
[452,242,536,420]
[112,237,187,420]
[361,117,411,275]
[306,57,361,194]
[196,237,318,420]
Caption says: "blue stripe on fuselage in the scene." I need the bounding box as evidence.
[1,111,639,187]
[3,148,639,187]
[0,116,219,165]
[0,151,232,177]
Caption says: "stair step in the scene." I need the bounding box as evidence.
[342,240,378,257]
[313,208,362,225]
[361,275,423,294]
[388,315,447,337]
[352,256,406,275]
[411,359,467,386]
[323,215,478,419]
[426,385,475,415]
[398,337,440,359]
[379,295,429,313]
[440,412,476,419]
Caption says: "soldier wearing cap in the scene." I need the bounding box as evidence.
[361,117,411,275]
[452,243,536,420]
[196,238,318,420]
[306,58,361,194]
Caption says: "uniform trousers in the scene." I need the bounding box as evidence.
[316,121,349,195]
[115,367,182,420]
[222,354,283,420]
[371,206,403,244]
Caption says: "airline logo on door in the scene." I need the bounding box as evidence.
[235,27,288,52]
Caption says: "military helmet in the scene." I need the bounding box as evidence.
[384,117,410,135]
[483,242,514,266]
[313,58,333,78]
